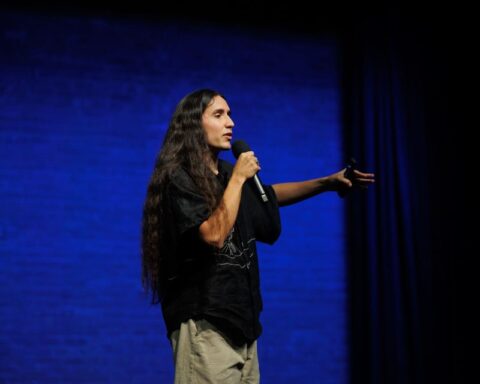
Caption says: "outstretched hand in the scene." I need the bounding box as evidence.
[271,167,375,207]
[330,168,375,193]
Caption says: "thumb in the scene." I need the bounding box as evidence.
[340,175,352,187]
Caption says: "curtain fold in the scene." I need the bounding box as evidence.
[341,14,457,384]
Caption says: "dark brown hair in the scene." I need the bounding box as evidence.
[141,89,226,304]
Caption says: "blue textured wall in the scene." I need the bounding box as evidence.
[0,11,345,383]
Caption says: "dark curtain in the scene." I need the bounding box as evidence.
[341,12,464,384]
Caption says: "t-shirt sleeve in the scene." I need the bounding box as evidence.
[166,170,211,238]
[244,181,281,245]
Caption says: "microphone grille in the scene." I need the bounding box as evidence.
[231,140,251,159]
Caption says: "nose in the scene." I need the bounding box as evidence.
[227,115,234,128]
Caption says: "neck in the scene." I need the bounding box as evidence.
[207,149,219,175]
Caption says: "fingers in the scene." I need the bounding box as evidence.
[236,152,261,179]
[241,151,260,168]
[353,169,375,178]
[355,178,375,183]
[348,170,375,191]
[351,170,375,187]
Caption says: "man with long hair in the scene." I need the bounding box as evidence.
[141,89,374,383]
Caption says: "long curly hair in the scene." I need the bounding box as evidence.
[141,89,227,305]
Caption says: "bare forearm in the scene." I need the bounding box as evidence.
[199,174,245,248]
[199,150,262,248]
[272,177,333,207]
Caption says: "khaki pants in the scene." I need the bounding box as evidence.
[169,318,260,384]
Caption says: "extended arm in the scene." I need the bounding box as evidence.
[272,169,375,207]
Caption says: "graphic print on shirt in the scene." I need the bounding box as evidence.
[215,225,255,270]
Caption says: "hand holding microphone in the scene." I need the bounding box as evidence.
[232,151,260,180]
[232,140,269,203]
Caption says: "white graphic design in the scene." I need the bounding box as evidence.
[215,226,255,269]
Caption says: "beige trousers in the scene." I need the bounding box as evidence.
[169,318,260,384]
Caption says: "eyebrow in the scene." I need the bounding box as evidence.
[212,108,231,116]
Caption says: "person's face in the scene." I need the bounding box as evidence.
[202,95,234,152]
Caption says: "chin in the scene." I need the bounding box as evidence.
[219,142,231,150]
[209,143,231,152]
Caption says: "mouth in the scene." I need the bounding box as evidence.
[223,134,233,140]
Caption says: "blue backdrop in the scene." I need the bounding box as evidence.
[1,11,346,383]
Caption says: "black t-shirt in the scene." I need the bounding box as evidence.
[159,159,281,346]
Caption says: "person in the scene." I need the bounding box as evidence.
[141,89,375,383]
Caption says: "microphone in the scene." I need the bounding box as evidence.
[231,140,269,203]
[337,157,357,198]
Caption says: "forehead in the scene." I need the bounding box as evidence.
[205,95,230,112]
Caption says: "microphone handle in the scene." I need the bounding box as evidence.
[253,175,269,202]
